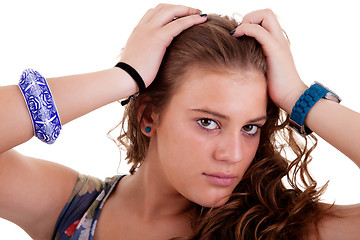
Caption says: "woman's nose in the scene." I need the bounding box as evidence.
[214,133,243,163]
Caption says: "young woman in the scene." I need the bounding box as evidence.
[0,3,359,240]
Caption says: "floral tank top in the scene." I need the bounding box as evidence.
[52,174,124,240]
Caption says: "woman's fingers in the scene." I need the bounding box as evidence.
[140,3,201,26]
[148,4,206,46]
[232,23,275,56]
[231,9,306,113]
[240,9,284,38]
[160,14,207,44]
[120,4,206,87]
[231,9,288,48]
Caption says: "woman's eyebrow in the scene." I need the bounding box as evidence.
[190,108,228,119]
[248,116,268,123]
[190,108,267,123]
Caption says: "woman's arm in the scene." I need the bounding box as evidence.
[0,68,137,153]
[232,9,360,166]
[0,4,206,239]
[303,203,360,239]
[0,4,207,154]
[305,98,360,166]
[231,8,360,238]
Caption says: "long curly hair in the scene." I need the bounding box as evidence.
[117,14,331,239]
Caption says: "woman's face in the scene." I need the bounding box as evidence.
[151,67,267,207]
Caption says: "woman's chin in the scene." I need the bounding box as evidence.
[196,195,231,208]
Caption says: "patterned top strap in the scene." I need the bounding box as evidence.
[52,174,124,240]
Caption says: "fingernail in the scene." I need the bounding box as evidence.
[200,14,207,17]
[229,29,236,35]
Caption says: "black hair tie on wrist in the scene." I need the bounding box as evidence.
[115,62,146,106]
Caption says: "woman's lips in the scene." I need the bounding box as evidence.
[203,173,237,187]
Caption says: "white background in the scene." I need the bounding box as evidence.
[1,0,360,238]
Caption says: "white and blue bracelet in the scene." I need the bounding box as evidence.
[18,69,62,144]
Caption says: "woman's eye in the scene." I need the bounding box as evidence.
[197,118,219,131]
[242,125,260,136]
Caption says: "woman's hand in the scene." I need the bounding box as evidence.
[231,9,307,114]
[232,9,360,165]
[0,7,205,238]
[120,4,207,88]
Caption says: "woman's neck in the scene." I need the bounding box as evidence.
[119,149,195,222]
[93,157,196,239]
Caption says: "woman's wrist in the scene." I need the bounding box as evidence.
[18,69,62,144]
[278,83,308,115]
[47,67,139,125]
[114,62,146,106]
[288,81,344,137]
[104,67,139,99]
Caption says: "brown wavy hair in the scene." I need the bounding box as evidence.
[117,14,330,239]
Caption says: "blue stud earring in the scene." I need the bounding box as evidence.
[145,126,151,133]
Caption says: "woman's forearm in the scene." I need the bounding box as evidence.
[230,11,360,167]
[305,99,360,167]
[48,68,137,124]
[0,67,137,153]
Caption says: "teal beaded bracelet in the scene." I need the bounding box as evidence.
[289,82,341,136]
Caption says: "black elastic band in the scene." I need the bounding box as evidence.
[115,62,146,106]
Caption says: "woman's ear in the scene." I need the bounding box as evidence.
[137,99,159,137]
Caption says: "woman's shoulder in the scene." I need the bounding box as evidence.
[63,174,120,202]
[52,174,124,240]
[302,203,360,240]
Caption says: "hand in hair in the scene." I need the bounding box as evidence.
[231,9,360,165]
[231,9,307,114]
[120,4,207,88]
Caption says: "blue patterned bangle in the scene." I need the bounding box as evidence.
[18,69,62,144]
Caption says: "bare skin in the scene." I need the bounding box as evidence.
[93,67,267,239]
[0,4,360,240]
[232,8,360,239]
[0,4,207,239]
